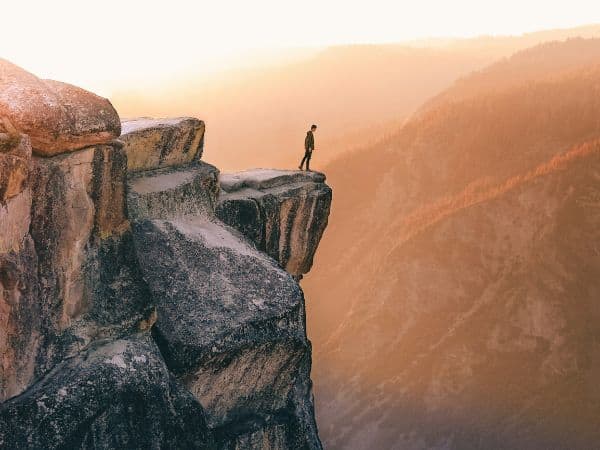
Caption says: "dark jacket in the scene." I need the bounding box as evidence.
[304,130,315,151]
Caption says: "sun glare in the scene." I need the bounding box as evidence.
[2,0,600,95]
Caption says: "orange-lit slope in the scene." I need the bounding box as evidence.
[305,43,600,448]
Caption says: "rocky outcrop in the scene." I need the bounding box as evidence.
[217,170,332,279]
[128,166,323,448]
[0,60,330,449]
[0,59,120,155]
[120,117,205,172]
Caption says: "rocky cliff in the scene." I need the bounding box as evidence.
[0,60,331,449]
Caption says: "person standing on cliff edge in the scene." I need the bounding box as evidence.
[299,124,317,171]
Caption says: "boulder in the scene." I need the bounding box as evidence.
[0,335,214,449]
[132,217,321,449]
[120,117,205,172]
[0,59,120,156]
[217,169,332,279]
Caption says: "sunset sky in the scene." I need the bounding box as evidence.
[3,0,600,93]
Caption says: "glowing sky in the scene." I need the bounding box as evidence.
[3,0,600,93]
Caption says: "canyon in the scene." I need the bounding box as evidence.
[305,38,600,449]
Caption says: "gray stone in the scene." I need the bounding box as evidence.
[132,217,321,449]
[127,162,219,221]
[217,169,332,278]
[0,97,331,448]
[0,335,214,449]
[6,143,155,396]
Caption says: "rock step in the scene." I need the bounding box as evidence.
[127,162,219,221]
[120,117,205,173]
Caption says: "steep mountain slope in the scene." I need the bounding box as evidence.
[304,43,600,448]
[318,141,600,449]
[420,37,600,115]
[111,26,600,171]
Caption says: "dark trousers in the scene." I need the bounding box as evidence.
[299,149,312,170]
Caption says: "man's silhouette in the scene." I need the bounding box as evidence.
[299,124,317,171]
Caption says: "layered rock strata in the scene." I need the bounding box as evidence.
[120,117,205,172]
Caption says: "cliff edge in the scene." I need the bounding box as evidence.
[0,60,331,449]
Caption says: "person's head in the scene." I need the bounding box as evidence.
[311,124,317,133]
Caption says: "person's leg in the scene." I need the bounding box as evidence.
[306,151,312,171]
[299,153,307,170]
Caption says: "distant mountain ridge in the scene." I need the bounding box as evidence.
[305,37,600,449]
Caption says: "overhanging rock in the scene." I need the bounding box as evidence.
[217,169,332,279]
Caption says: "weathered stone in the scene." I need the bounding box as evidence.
[132,217,322,449]
[0,335,215,449]
[0,59,120,156]
[120,117,205,172]
[0,155,29,203]
[0,131,35,402]
[0,133,31,204]
[0,236,40,402]
[217,169,332,279]
[27,143,153,384]
[127,162,219,221]
[0,94,331,448]
[0,188,31,255]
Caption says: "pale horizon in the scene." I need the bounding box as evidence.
[3,1,600,95]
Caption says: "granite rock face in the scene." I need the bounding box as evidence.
[217,170,332,279]
[0,335,214,450]
[133,218,320,449]
[120,117,205,172]
[0,125,30,203]
[0,61,331,449]
[0,59,120,155]
[128,165,325,448]
[127,162,219,221]
[0,142,155,403]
